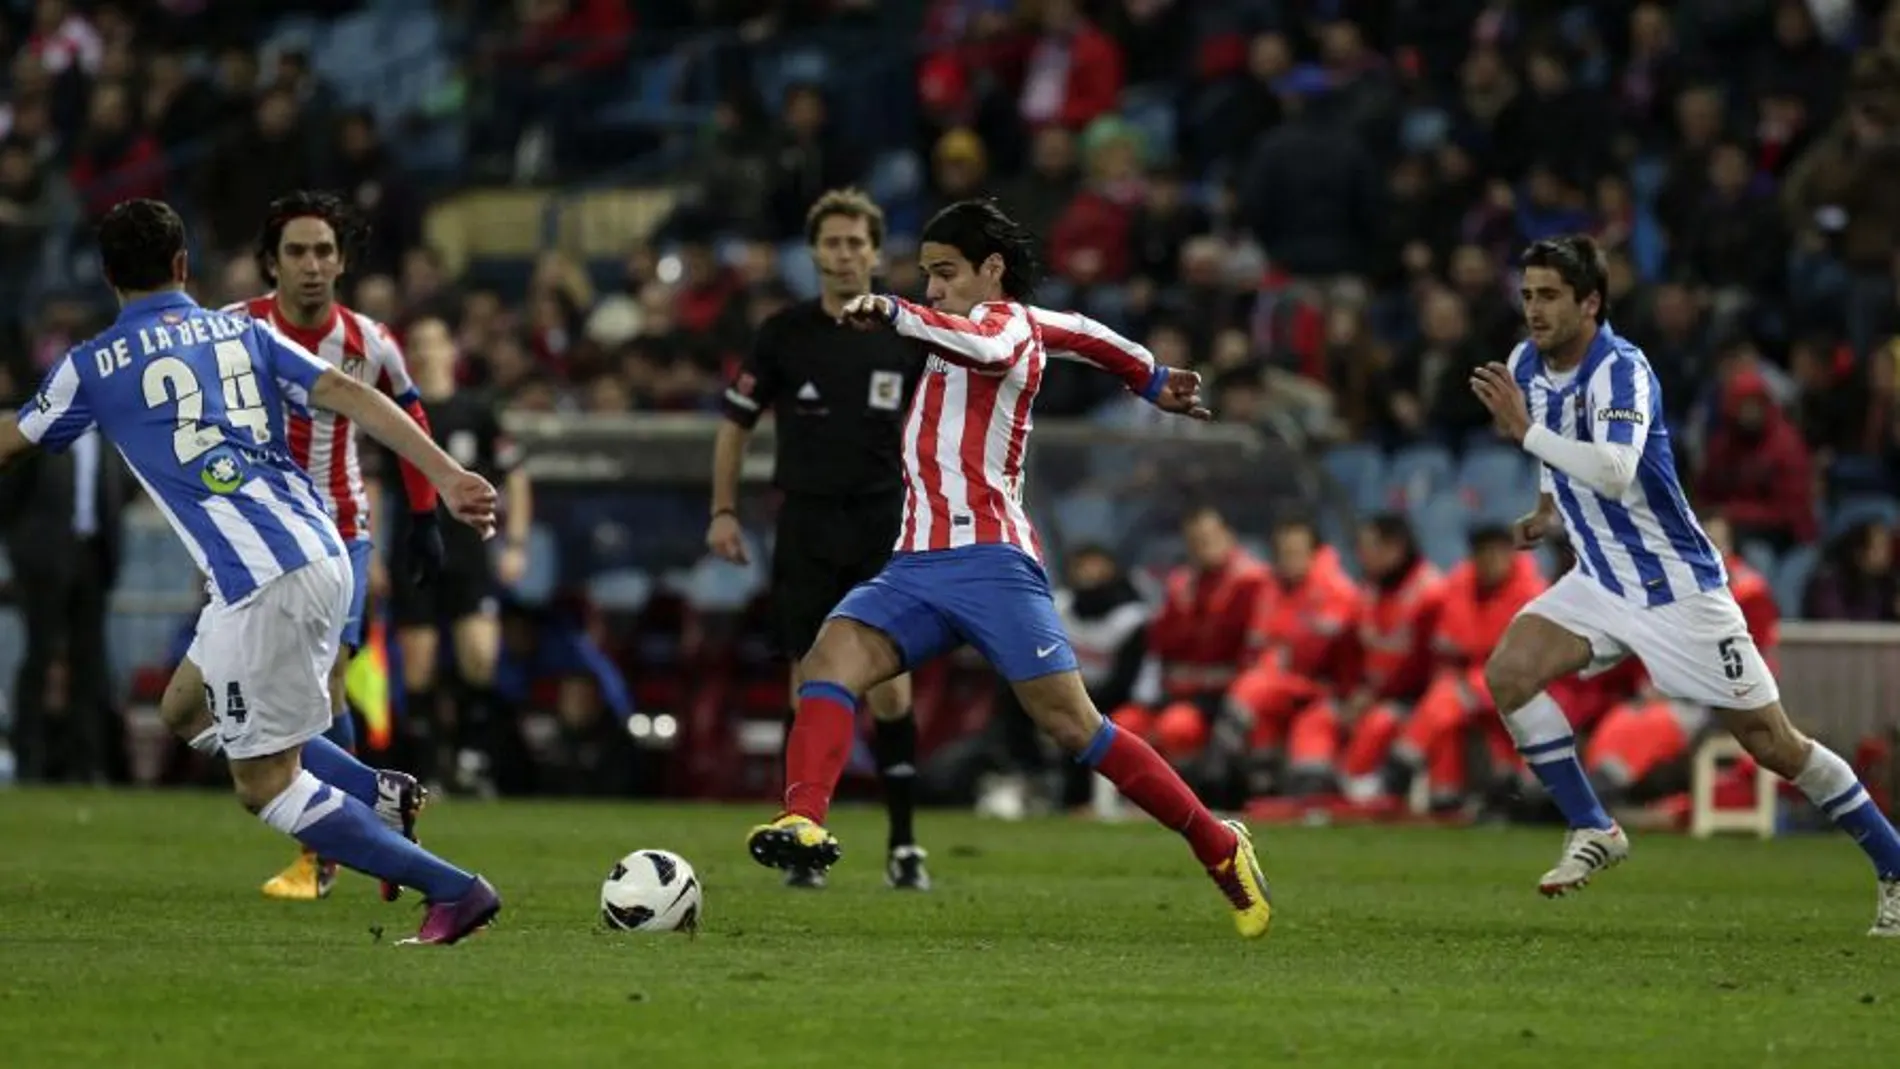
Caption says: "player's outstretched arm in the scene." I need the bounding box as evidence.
[1029,306,1206,418]
[843,295,1031,372]
[309,369,498,538]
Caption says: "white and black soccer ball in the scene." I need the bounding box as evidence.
[601,849,702,933]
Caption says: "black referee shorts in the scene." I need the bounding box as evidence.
[391,530,497,630]
[771,492,904,658]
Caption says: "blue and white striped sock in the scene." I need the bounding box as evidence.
[1792,744,1900,879]
[258,771,474,901]
[1504,692,1614,831]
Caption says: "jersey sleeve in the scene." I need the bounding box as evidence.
[252,318,331,408]
[1029,306,1163,397]
[722,316,782,429]
[15,353,94,452]
[362,317,439,512]
[1585,354,1654,452]
[889,299,1033,375]
[367,321,420,402]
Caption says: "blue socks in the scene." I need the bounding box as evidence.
[1792,743,1900,879]
[300,734,379,808]
[259,771,475,901]
[1503,692,1614,831]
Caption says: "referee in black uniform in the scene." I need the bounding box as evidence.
[708,188,930,891]
[389,316,533,796]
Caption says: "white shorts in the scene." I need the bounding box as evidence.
[1518,570,1780,710]
[184,555,351,760]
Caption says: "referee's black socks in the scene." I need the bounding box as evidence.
[873,712,918,851]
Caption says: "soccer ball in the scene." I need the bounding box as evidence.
[600,849,702,933]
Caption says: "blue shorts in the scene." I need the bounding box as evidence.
[341,539,374,651]
[828,544,1079,683]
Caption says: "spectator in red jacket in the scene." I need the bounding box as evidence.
[1116,504,1271,763]
[1018,0,1123,132]
[1696,367,1818,553]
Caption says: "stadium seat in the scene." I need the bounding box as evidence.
[1457,446,1536,524]
[1828,454,1892,499]
[586,568,654,613]
[1053,493,1121,548]
[1773,543,1821,619]
[1385,444,1455,512]
[1411,495,1470,570]
[1826,494,1900,541]
[1740,540,1779,584]
[1320,443,1386,515]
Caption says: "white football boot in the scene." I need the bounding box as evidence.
[1538,823,1630,897]
[1869,878,1900,937]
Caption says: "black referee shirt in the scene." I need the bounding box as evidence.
[721,299,924,498]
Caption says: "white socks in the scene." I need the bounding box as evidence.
[1791,743,1866,817]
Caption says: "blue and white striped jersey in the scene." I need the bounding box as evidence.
[1509,323,1726,607]
[16,291,345,604]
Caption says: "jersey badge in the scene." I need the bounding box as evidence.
[200,446,247,496]
[868,369,903,411]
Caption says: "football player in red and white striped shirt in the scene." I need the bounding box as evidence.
[748,200,1272,939]
[223,191,442,902]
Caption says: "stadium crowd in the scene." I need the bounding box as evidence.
[3,0,1900,811]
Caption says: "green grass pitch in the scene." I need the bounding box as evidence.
[1,789,1895,1068]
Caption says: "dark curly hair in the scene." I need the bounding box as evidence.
[1520,234,1609,324]
[920,198,1041,301]
[98,199,187,292]
[254,190,366,285]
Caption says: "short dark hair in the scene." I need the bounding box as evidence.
[804,187,886,250]
[1361,511,1416,550]
[1520,235,1609,323]
[1468,523,1514,552]
[255,190,364,284]
[920,198,1041,300]
[1272,513,1319,545]
[97,198,186,292]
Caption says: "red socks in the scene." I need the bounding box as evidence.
[782,681,860,824]
[1090,721,1237,868]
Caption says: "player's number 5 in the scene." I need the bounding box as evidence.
[142,340,272,463]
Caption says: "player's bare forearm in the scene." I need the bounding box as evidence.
[710,420,748,514]
[1538,492,1557,517]
[311,370,460,487]
[505,468,533,546]
[0,415,31,470]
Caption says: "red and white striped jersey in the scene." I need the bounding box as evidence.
[887,298,1162,560]
[224,295,418,542]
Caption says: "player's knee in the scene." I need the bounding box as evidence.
[158,674,206,734]
[1482,650,1538,715]
[228,754,298,812]
[864,677,909,720]
[800,619,895,694]
[1724,703,1808,778]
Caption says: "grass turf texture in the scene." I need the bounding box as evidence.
[0,790,1895,1068]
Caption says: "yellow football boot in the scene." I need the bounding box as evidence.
[746,813,843,874]
[261,849,337,901]
[1207,819,1272,939]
